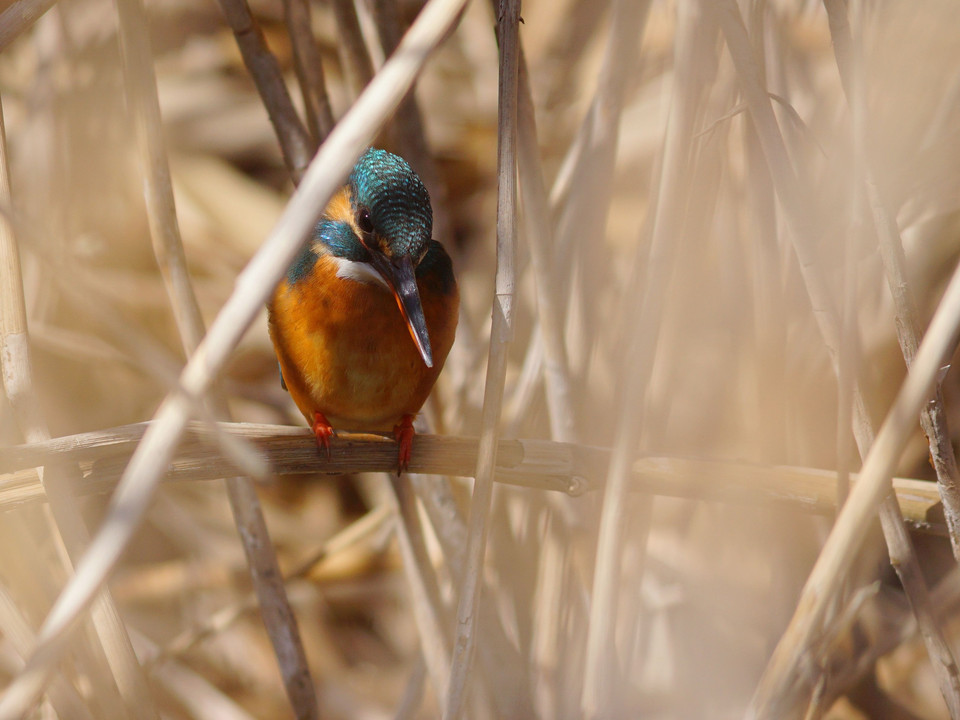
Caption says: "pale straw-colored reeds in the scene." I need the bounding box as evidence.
[2,0,960,718]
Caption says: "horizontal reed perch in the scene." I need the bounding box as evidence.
[0,422,946,533]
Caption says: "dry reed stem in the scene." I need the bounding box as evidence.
[40,487,160,720]
[0,580,94,720]
[0,517,132,719]
[0,0,471,715]
[0,426,582,494]
[742,155,960,720]
[535,0,610,114]
[42,265,271,484]
[410,474,535,717]
[712,1,960,715]
[581,1,695,715]
[394,658,427,720]
[0,92,158,719]
[542,0,616,217]
[835,222,859,508]
[215,0,314,183]
[896,571,960,665]
[0,426,950,531]
[280,0,335,143]
[15,428,954,507]
[142,506,392,668]
[115,0,318,713]
[553,0,650,383]
[503,329,545,435]
[223,477,318,720]
[409,413,536,713]
[329,0,375,93]
[0,0,56,52]
[832,0,861,508]
[132,631,259,720]
[0,117,35,426]
[116,0,206,356]
[409,475,467,560]
[516,51,576,442]
[876,487,960,717]
[824,0,960,561]
[442,1,519,716]
[389,476,454,710]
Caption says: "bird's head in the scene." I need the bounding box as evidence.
[315,148,436,367]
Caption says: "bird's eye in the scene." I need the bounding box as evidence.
[357,209,373,234]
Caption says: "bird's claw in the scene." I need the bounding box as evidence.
[393,415,416,475]
[312,411,335,459]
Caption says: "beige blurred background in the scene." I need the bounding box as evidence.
[2,0,960,718]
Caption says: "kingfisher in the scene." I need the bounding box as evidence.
[268,148,459,472]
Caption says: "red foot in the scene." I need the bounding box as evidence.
[393,414,416,474]
[312,411,335,459]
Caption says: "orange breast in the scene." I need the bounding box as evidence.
[268,254,458,431]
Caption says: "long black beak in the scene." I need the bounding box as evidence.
[370,252,434,368]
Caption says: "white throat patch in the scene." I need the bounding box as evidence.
[334,256,390,290]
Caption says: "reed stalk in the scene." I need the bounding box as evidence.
[442,1,519,715]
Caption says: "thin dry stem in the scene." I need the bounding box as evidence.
[3,425,950,530]
[0,91,158,720]
[281,0,335,143]
[132,631,259,720]
[535,0,610,112]
[824,0,960,560]
[42,264,270,483]
[0,518,131,718]
[0,580,94,720]
[553,0,650,380]
[116,0,205,356]
[390,476,454,709]
[394,658,427,720]
[582,1,699,714]
[215,0,315,183]
[502,328,544,435]
[410,474,536,717]
[0,0,57,52]
[442,1,520,716]
[223,477,318,720]
[329,0,375,94]
[747,256,960,718]
[115,0,318,713]
[711,1,960,715]
[145,506,392,668]
[516,51,576,442]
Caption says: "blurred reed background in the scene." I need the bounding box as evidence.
[2,0,960,718]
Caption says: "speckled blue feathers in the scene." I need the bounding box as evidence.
[349,148,432,255]
[287,222,361,284]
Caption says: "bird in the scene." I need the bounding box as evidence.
[268,148,459,473]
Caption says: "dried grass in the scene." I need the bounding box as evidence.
[2,0,960,718]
